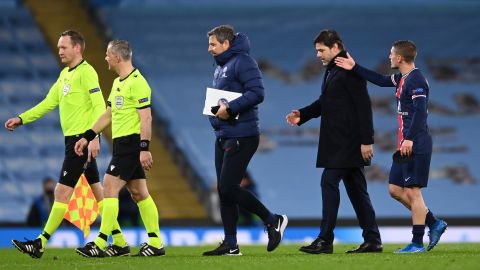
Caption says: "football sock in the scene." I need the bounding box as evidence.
[138,196,163,248]
[425,209,437,228]
[412,224,425,245]
[38,201,68,248]
[111,229,127,247]
[98,200,127,247]
[94,198,118,250]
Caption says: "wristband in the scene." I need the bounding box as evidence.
[83,129,97,142]
[140,140,150,151]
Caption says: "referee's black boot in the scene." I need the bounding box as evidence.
[105,244,131,257]
[132,242,166,257]
[299,237,333,254]
[346,242,383,253]
[75,241,105,257]
[12,238,44,259]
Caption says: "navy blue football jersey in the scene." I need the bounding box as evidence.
[390,69,432,154]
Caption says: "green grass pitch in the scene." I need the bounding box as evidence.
[1,244,479,270]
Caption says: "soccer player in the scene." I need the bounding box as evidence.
[74,40,164,257]
[203,25,287,256]
[5,30,128,259]
[335,40,448,253]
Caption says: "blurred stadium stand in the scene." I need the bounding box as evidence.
[93,0,480,220]
[1,0,479,223]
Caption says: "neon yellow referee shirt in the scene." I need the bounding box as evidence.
[19,60,106,136]
[107,69,151,139]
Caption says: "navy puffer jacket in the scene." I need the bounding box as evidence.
[209,33,265,138]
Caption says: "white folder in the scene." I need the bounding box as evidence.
[203,87,242,116]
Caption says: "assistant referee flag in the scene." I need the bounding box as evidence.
[64,174,99,238]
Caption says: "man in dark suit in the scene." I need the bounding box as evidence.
[286,29,382,254]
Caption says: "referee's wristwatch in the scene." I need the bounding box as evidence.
[140,140,150,151]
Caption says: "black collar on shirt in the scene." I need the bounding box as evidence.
[119,68,137,82]
[68,59,85,72]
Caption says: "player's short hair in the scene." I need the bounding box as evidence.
[207,25,235,44]
[108,40,132,61]
[393,40,417,63]
[313,29,344,50]
[61,30,85,53]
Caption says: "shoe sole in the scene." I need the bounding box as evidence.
[132,249,166,257]
[105,249,131,257]
[75,249,90,257]
[106,253,131,257]
[203,252,242,256]
[75,248,104,258]
[224,252,243,256]
[299,247,333,254]
[394,250,425,254]
[12,241,25,253]
[346,249,383,254]
[131,253,166,257]
[427,224,448,251]
[11,240,41,259]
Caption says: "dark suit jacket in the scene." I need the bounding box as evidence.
[298,51,374,168]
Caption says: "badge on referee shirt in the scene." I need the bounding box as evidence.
[115,96,124,109]
[63,84,71,96]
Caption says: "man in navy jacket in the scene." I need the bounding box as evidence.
[203,25,287,256]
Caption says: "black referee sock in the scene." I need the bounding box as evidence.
[412,225,425,245]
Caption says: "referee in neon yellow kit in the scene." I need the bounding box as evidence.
[74,40,164,257]
[5,30,127,259]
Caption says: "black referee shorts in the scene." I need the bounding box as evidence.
[106,134,146,181]
[59,135,100,188]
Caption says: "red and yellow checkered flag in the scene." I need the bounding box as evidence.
[64,174,99,239]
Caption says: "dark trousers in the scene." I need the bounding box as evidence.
[319,168,381,245]
[215,136,271,236]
